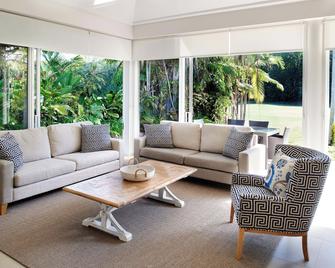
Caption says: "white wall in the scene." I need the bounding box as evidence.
[0,11,132,61]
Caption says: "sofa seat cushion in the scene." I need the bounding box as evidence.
[184,152,238,173]
[140,147,198,165]
[14,158,76,187]
[56,150,119,170]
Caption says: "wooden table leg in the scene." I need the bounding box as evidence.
[230,203,234,223]
[0,203,7,215]
[236,228,245,260]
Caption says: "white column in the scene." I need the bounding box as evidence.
[178,58,186,122]
[188,57,194,122]
[303,20,329,152]
[35,49,41,128]
[122,61,140,157]
[27,48,35,128]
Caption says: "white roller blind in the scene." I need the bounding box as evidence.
[133,31,230,60]
[230,24,304,54]
[324,20,335,50]
[0,12,131,60]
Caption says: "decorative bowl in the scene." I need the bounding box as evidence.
[120,164,155,182]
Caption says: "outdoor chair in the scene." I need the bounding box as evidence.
[228,119,245,126]
[230,144,331,261]
[249,120,269,128]
[268,127,290,159]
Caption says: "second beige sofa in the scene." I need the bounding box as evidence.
[134,122,265,184]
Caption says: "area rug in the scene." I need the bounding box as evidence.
[0,179,281,268]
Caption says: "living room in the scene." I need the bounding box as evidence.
[0,0,335,267]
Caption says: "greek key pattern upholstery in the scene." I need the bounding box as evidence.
[231,145,331,233]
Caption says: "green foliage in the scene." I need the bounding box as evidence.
[40,52,123,137]
[331,123,335,146]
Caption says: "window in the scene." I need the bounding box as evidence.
[0,44,28,130]
[139,59,179,131]
[188,52,303,144]
[40,51,123,137]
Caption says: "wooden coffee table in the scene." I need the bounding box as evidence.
[63,160,196,242]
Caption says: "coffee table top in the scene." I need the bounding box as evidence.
[63,160,197,208]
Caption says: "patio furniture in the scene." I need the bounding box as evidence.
[268,127,290,159]
[251,126,280,168]
[249,120,269,128]
[228,119,245,126]
[193,119,204,125]
[64,160,197,241]
[230,144,331,261]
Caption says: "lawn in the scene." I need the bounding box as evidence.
[245,103,303,145]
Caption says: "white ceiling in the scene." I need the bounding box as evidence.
[49,0,306,25]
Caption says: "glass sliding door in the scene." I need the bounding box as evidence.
[139,59,179,132]
[0,44,28,130]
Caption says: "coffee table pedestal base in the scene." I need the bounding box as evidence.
[82,204,133,242]
[82,186,184,242]
[149,186,185,208]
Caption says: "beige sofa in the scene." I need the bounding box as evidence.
[134,122,265,184]
[0,122,123,215]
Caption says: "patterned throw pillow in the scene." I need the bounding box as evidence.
[144,124,173,148]
[222,128,253,160]
[0,133,24,172]
[264,150,296,198]
[81,124,112,152]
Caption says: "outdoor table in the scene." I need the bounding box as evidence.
[251,127,280,168]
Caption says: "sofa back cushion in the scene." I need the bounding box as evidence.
[0,128,51,163]
[200,124,253,153]
[48,121,92,157]
[170,122,201,150]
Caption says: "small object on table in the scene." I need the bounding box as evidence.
[120,163,155,182]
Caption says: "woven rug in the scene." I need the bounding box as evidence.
[0,179,281,268]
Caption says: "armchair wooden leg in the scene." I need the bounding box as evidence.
[230,203,234,223]
[302,233,309,262]
[236,228,245,260]
[0,203,8,215]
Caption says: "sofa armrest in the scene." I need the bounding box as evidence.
[111,138,124,167]
[134,136,146,160]
[0,160,14,204]
[239,144,266,174]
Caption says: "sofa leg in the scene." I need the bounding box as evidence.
[302,233,309,262]
[230,203,234,223]
[236,228,245,260]
[0,203,8,215]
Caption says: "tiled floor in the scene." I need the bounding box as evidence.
[1,164,335,268]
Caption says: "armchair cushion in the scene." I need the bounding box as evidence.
[264,150,295,198]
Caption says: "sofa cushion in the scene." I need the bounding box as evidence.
[81,124,112,152]
[144,124,173,148]
[0,128,51,163]
[140,147,198,165]
[184,152,238,173]
[223,128,254,160]
[0,133,24,172]
[48,121,92,157]
[56,150,119,170]
[201,124,253,154]
[171,122,201,150]
[14,158,76,187]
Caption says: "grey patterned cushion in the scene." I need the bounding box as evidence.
[222,128,253,160]
[81,124,112,152]
[0,133,24,172]
[144,124,173,148]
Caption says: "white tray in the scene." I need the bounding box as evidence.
[120,164,155,182]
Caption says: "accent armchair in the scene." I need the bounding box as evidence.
[230,144,331,261]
